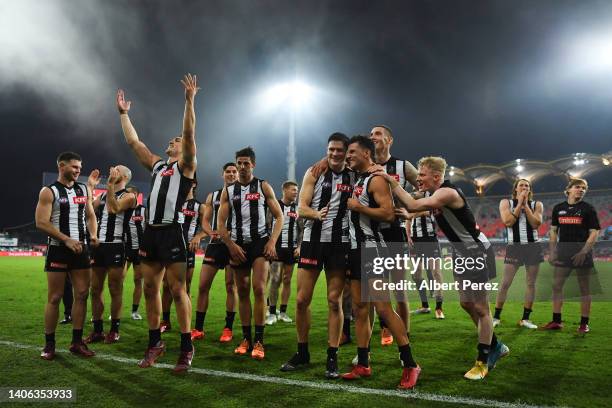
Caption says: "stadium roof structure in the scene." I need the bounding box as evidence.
[447,151,611,196]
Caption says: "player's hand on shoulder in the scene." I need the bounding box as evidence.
[309,158,328,179]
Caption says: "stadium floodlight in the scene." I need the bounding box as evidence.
[259,80,314,181]
[603,157,610,166]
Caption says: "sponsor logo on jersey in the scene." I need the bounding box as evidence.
[182,209,197,216]
[131,216,144,222]
[73,196,87,204]
[559,216,582,225]
[287,211,298,218]
[245,193,261,201]
[353,186,364,196]
[300,257,318,265]
[161,168,174,177]
[336,184,353,193]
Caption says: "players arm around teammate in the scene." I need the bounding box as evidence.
[118,74,199,373]
[373,156,508,381]
[35,152,99,360]
[544,178,600,334]
[494,179,543,329]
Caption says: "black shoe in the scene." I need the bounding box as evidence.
[325,356,339,379]
[59,316,72,325]
[280,352,309,372]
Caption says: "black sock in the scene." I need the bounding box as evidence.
[435,301,443,310]
[343,318,351,338]
[269,305,276,315]
[357,347,369,367]
[132,304,139,313]
[477,343,491,363]
[297,342,309,358]
[421,301,430,309]
[491,333,498,348]
[398,344,417,368]
[254,325,264,344]
[195,311,206,331]
[327,346,338,359]
[494,308,502,319]
[72,329,83,344]
[180,332,193,352]
[280,304,287,313]
[522,308,532,321]
[148,329,161,348]
[225,311,236,330]
[162,311,170,322]
[242,325,252,344]
[64,311,71,318]
[379,317,387,329]
[45,332,55,345]
[553,313,562,324]
[367,340,371,352]
[93,319,103,334]
[580,316,589,326]
[111,319,120,333]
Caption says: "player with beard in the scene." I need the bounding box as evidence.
[217,147,284,360]
[117,73,199,372]
[36,152,99,360]
[374,156,508,380]
[191,162,239,343]
[341,136,420,389]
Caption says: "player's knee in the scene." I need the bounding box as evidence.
[252,285,265,300]
[327,296,340,313]
[459,301,472,311]
[74,288,89,302]
[224,282,235,295]
[296,294,311,312]
[48,293,63,306]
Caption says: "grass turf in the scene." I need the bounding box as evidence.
[0,257,611,407]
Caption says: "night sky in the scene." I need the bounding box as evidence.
[1,0,611,228]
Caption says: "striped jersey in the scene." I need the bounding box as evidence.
[303,168,354,243]
[181,198,201,243]
[97,189,130,243]
[227,178,268,245]
[379,156,411,229]
[46,181,89,246]
[506,199,540,244]
[125,205,145,250]
[147,160,194,225]
[411,192,437,241]
[349,173,384,249]
[432,181,490,249]
[274,200,299,249]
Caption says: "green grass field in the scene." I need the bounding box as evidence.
[0,257,611,407]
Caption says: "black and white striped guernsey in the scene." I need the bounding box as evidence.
[506,199,540,244]
[147,160,194,225]
[411,192,437,241]
[125,205,145,250]
[433,181,490,249]
[47,181,89,246]
[227,178,268,245]
[181,198,201,242]
[274,200,299,249]
[380,156,411,229]
[349,173,384,249]
[211,189,223,231]
[97,189,130,243]
[303,168,354,243]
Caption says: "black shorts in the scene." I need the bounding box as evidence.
[554,243,594,269]
[92,243,126,268]
[380,226,407,244]
[298,241,350,272]
[452,245,497,284]
[202,241,230,269]
[276,247,297,265]
[348,244,388,281]
[125,247,141,266]
[139,223,187,265]
[411,239,441,259]
[230,237,269,269]
[504,243,543,266]
[186,251,196,269]
[45,245,91,272]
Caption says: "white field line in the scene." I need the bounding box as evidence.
[0,340,566,408]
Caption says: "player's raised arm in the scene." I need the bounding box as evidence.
[117,89,161,171]
[179,73,200,175]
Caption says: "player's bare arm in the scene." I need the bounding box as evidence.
[199,192,216,237]
[179,73,200,177]
[263,181,284,259]
[117,89,162,171]
[404,160,419,189]
[105,168,137,214]
[217,188,246,263]
[572,228,600,266]
[35,187,82,253]
[297,168,328,221]
[347,176,394,222]
[189,203,208,252]
[523,201,543,229]
[499,199,518,227]
[548,226,558,265]
[85,185,99,248]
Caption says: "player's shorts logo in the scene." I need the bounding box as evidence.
[73,196,87,204]
[245,193,261,201]
[50,262,68,268]
[300,257,318,265]
[161,168,175,177]
[138,249,147,257]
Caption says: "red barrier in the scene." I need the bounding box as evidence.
[0,251,44,256]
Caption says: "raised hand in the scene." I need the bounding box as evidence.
[116,89,132,114]
[107,167,120,185]
[180,73,200,100]
[88,169,101,189]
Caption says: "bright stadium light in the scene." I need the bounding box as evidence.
[259,80,314,181]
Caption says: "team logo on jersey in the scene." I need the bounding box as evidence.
[353,186,364,196]
[245,193,261,201]
[558,210,567,215]
[336,184,353,193]
[287,211,298,218]
[214,201,221,206]
[321,181,332,188]
[559,216,582,225]
[58,197,69,204]
[183,209,197,216]
[73,196,87,204]
[161,168,175,177]
[131,215,144,222]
